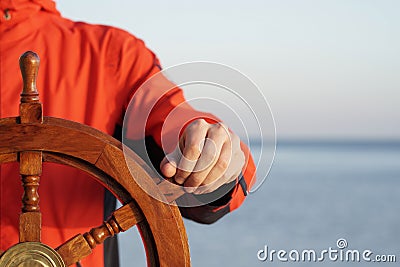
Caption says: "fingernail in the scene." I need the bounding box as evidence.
[184,187,195,193]
[193,189,203,195]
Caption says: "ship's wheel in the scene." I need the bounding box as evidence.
[0,51,190,267]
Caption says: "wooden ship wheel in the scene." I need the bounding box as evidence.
[0,51,190,267]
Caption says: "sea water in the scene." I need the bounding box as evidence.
[119,141,400,266]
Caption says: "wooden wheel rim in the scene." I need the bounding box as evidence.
[0,117,190,267]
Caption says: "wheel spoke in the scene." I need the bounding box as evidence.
[55,202,143,266]
[18,52,44,243]
[19,151,42,242]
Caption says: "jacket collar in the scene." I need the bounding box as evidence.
[0,0,60,43]
[1,0,59,24]
[0,0,58,12]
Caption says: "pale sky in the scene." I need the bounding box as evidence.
[57,0,400,140]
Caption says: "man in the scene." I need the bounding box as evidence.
[0,0,256,266]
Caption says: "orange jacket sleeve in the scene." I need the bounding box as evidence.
[120,40,257,223]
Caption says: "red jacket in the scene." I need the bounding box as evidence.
[0,1,256,266]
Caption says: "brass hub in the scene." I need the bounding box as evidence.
[0,242,65,267]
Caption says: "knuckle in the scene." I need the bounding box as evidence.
[210,124,228,138]
[215,123,227,132]
[191,119,207,128]
[216,122,227,129]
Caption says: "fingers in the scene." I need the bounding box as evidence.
[160,118,246,195]
[160,154,178,178]
[194,137,245,194]
[183,138,222,192]
[174,120,210,184]
[183,122,230,192]
[192,141,231,192]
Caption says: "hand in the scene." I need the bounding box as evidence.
[160,119,245,194]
